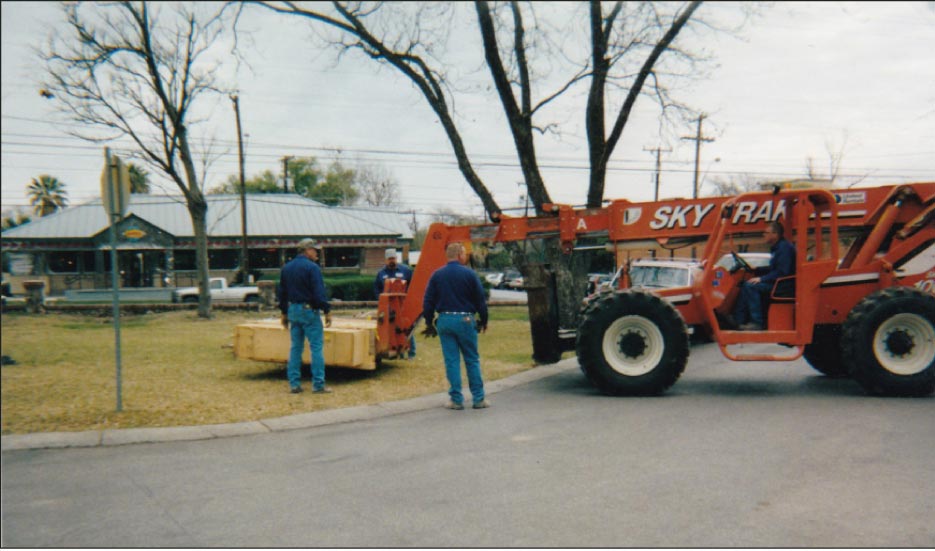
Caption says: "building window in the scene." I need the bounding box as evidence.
[324,247,360,268]
[249,248,283,269]
[171,249,240,270]
[174,250,196,270]
[48,251,80,273]
[80,251,97,273]
[209,249,239,270]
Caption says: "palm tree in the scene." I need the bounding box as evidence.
[1,209,32,230]
[27,175,68,216]
[127,162,151,193]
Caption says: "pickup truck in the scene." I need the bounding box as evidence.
[172,277,261,304]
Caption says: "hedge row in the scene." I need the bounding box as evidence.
[324,274,378,301]
[324,274,493,301]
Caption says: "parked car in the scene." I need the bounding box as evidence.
[587,272,615,295]
[172,277,261,303]
[501,269,522,289]
[595,253,768,295]
[626,258,701,290]
[484,272,505,288]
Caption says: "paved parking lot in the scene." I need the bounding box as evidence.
[3,342,933,547]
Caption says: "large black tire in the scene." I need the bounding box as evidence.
[803,325,849,378]
[841,287,935,397]
[576,290,689,396]
[182,295,198,304]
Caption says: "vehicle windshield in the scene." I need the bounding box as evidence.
[629,266,690,288]
[715,253,771,272]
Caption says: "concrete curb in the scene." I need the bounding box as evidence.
[1,361,577,452]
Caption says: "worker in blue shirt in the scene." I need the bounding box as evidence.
[374,248,417,358]
[422,242,489,410]
[279,238,332,394]
[732,221,796,331]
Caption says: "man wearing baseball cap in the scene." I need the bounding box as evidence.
[279,238,332,394]
[374,248,416,358]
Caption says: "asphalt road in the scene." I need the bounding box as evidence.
[2,342,933,547]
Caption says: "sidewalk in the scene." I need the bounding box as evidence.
[1,361,576,452]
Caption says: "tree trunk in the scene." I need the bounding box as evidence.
[523,262,562,364]
[475,0,552,214]
[549,246,592,331]
[188,198,211,318]
[585,0,610,209]
[176,121,213,319]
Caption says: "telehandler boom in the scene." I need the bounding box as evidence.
[378,182,935,397]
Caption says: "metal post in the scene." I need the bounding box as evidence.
[231,95,249,281]
[105,148,123,412]
[282,156,293,193]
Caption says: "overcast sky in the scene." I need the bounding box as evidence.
[2,1,933,222]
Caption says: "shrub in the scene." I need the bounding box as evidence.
[324,274,376,301]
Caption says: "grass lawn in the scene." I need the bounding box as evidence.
[1,307,552,434]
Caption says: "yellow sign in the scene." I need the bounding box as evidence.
[123,229,146,240]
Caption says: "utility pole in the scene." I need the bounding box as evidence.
[643,146,671,201]
[282,156,294,193]
[231,94,250,281]
[517,181,530,217]
[681,114,715,199]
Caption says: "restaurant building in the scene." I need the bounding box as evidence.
[1,194,413,296]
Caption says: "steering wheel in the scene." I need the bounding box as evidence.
[730,251,754,273]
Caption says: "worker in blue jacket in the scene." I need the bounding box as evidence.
[732,221,796,331]
[422,243,489,410]
[279,238,332,394]
[374,248,417,359]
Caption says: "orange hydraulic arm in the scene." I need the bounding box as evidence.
[375,183,935,358]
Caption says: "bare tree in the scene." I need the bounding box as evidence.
[356,163,401,207]
[245,1,717,211]
[40,2,230,317]
[475,1,709,341]
[705,173,761,197]
[805,134,870,188]
[246,1,503,220]
[585,1,702,207]
[245,1,718,361]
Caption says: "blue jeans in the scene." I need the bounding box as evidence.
[287,303,326,390]
[734,281,771,326]
[408,334,417,358]
[437,313,484,405]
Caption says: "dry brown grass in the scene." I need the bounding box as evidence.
[1,307,546,434]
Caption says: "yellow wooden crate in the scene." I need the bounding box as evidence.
[233,317,378,370]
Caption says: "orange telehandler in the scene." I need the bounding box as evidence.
[376,182,935,397]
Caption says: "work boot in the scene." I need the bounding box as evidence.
[738,322,763,331]
[445,401,464,410]
[312,386,333,394]
[290,386,303,394]
[472,400,490,409]
[716,312,739,330]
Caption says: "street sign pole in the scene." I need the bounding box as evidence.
[106,148,123,411]
[102,148,130,412]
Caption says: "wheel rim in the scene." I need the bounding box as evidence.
[872,313,935,375]
[602,315,664,376]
